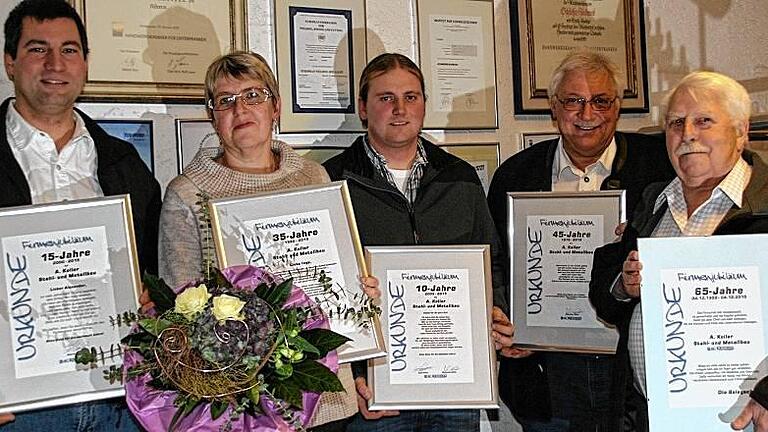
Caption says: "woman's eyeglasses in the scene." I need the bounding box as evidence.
[207,87,273,111]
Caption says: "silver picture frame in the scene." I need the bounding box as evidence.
[365,245,498,410]
[208,181,385,363]
[0,195,141,414]
[508,191,625,353]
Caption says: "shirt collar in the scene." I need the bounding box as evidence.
[654,157,752,213]
[553,136,616,179]
[6,100,92,151]
[363,135,428,170]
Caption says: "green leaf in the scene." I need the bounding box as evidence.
[169,396,201,432]
[271,377,304,408]
[210,400,229,420]
[248,385,261,406]
[289,335,320,357]
[210,267,232,290]
[121,330,155,348]
[143,272,176,314]
[299,328,351,358]
[261,278,293,308]
[139,318,174,337]
[74,347,95,365]
[291,360,344,393]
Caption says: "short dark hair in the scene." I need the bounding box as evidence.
[358,53,425,127]
[4,0,89,59]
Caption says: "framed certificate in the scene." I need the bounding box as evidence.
[293,146,347,164]
[438,143,500,194]
[175,118,220,174]
[639,234,768,431]
[508,191,625,353]
[208,181,385,363]
[96,119,154,173]
[274,0,367,132]
[0,196,141,414]
[510,0,649,114]
[69,0,247,102]
[520,132,559,150]
[365,245,498,410]
[417,0,498,129]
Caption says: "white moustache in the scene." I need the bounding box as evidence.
[675,143,708,156]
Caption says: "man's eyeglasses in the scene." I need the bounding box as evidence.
[207,87,273,111]
[556,95,617,111]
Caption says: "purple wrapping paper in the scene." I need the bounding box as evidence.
[124,265,337,431]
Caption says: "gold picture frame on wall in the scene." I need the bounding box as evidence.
[510,0,649,114]
[69,0,248,102]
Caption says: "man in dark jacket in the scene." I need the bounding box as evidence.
[0,0,160,429]
[324,53,514,432]
[487,51,674,431]
[590,71,768,431]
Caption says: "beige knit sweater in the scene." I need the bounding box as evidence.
[158,140,357,426]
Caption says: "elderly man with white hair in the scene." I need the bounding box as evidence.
[590,71,768,431]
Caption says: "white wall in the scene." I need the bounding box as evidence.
[0,0,765,189]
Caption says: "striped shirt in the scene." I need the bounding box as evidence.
[363,135,428,206]
[628,157,752,396]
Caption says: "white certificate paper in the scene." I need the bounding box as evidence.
[428,14,486,113]
[659,267,763,408]
[3,227,118,379]
[385,269,473,385]
[640,234,768,431]
[525,215,604,329]
[291,8,353,111]
[239,209,362,337]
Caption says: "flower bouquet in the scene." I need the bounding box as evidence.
[78,265,349,432]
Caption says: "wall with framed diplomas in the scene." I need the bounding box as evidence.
[0,0,765,429]
[0,0,764,193]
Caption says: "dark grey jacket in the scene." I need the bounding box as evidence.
[0,98,162,273]
[324,134,506,327]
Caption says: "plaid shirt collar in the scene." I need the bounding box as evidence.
[654,157,751,214]
[363,135,428,205]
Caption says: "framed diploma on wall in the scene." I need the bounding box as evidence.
[365,245,498,410]
[438,142,500,194]
[416,0,498,129]
[639,234,768,431]
[274,0,367,132]
[208,181,385,363]
[520,131,559,150]
[508,191,625,353]
[175,118,220,174]
[69,0,247,102]
[509,0,649,114]
[293,146,347,164]
[96,119,154,173]
[0,196,141,414]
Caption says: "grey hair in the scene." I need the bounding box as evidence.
[662,71,751,127]
[548,50,622,100]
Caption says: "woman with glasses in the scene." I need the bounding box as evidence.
[157,51,362,431]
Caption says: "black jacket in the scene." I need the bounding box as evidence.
[590,151,768,414]
[0,98,162,274]
[324,136,507,376]
[486,132,675,422]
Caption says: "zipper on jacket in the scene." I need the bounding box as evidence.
[344,174,421,244]
[409,209,420,244]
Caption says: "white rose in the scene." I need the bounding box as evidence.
[174,284,211,319]
[212,294,246,321]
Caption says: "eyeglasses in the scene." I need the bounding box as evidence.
[556,95,617,111]
[207,87,273,111]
